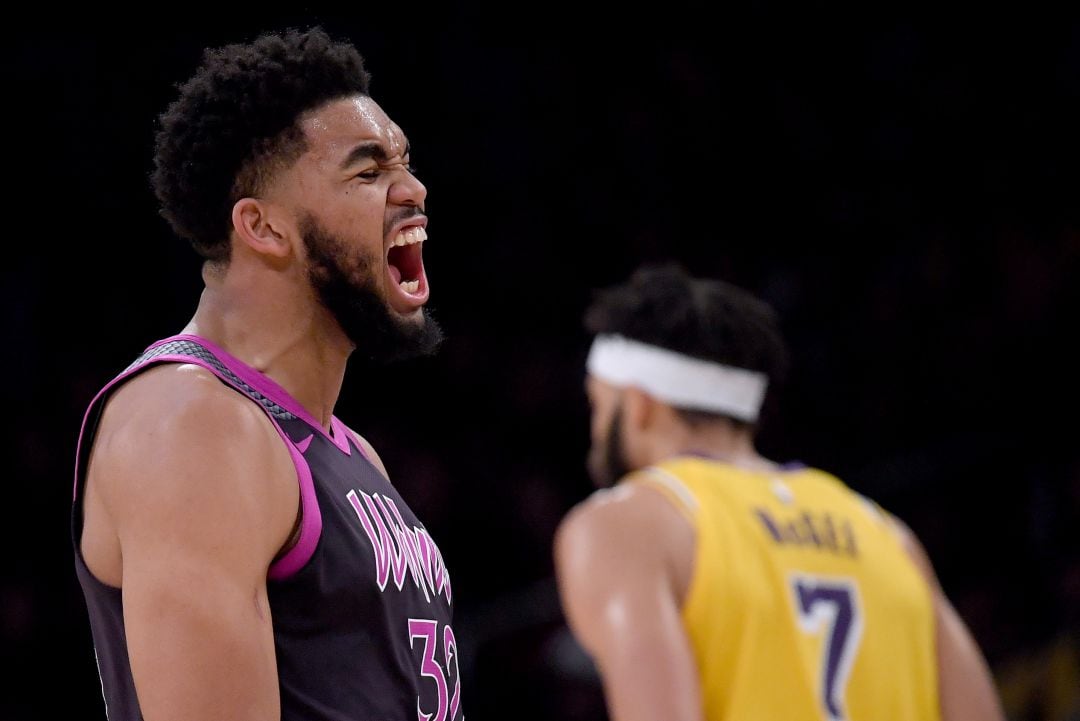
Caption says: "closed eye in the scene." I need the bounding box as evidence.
[354,161,417,182]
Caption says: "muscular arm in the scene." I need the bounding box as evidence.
[889,516,1006,721]
[87,366,299,721]
[554,483,702,721]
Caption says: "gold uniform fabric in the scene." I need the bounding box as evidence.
[628,456,939,721]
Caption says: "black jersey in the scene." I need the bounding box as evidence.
[72,335,463,720]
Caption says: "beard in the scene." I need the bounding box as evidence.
[301,213,443,363]
[587,405,635,488]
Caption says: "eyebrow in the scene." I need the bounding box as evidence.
[339,141,410,170]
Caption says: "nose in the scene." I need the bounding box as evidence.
[389,167,427,208]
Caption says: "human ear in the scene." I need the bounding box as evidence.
[231,198,294,258]
[622,386,660,434]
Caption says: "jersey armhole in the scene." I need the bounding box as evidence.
[266,427,322,581]
[625,466,705,616]
[626,466,700,526]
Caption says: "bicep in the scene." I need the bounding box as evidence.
[99,378,295,721]
[586,580,700,721]
[555,496,702,721]
[121,537,280,721]
[933,589,1006,721]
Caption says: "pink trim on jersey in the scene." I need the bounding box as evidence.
[73,345,324,580]
[163,334,355,455]
[267,436,321,580]
[329,416,354,457]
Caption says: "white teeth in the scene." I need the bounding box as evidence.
[399,279,420,294]
[392,226,427,248]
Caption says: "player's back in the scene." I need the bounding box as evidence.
[631,455,939,721]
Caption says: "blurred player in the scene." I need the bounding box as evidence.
[554,263,1004,721]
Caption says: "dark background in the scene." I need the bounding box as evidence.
[3,9,1079,720]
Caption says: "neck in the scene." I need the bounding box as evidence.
[658,423,776,474]
[182,259,351,431]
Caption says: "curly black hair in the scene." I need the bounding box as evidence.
[151,27,372,262]
[584,262,790,427]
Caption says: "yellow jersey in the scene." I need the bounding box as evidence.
[628,456,939,721]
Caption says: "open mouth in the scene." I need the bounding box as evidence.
[386,225,428,302]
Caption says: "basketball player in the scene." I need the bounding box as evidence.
[72,28,463,720]
[554,264,1004,720]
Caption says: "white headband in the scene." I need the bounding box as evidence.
[586,334,768,422]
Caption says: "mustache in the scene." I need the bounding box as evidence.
[384,209,427,236]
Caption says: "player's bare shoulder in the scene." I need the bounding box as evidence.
[555,480,695,595]
[91,362,287,476]
[554,479,698,670]
[84,363,299,581]
[558,480,691,550]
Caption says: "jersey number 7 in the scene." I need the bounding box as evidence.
[789,575,864,721]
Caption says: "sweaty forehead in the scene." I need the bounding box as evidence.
[300,95,408,165]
